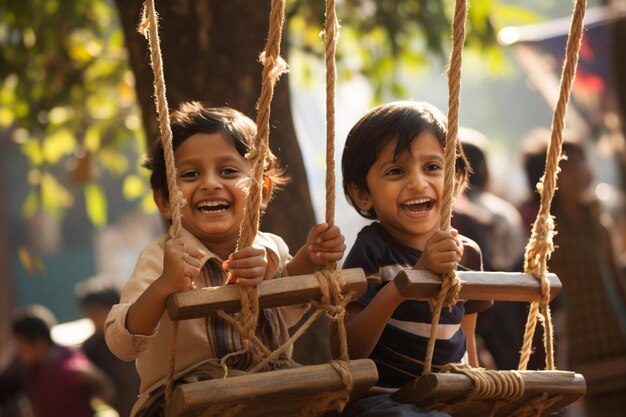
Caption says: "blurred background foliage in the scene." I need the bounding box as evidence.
[0,0,542,227]
[0,0,151,229]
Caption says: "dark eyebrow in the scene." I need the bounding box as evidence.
[176,155,245,168]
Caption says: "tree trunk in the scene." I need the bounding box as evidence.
[114,0,315,252]
[114,1,327,364]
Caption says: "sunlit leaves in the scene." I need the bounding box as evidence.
[43,129,76,164]
[123,175,146,200]
[0,0,151,227]
[288,0,540,102]
[85,182,107,228]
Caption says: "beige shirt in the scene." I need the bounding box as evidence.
[104,228,306,415]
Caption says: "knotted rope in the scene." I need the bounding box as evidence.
[324,0,339,248]
[217,0,288,369]
[142,0,353,412]
[422,0,466,376]
[433,364,524,415]
[421,0,586,413]
[518,0,586,372]
[138,0,186,401]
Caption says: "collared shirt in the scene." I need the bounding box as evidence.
[104,228,305,415]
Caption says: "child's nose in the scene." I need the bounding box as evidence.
[407,172,426,190]
[201,174,223,190]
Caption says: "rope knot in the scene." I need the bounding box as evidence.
[258,52,289,83]
[245,148,259,161]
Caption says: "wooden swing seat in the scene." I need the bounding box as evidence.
[394,270,561,302]
[164,268,378,416]
[166,268,367,320]
[390,269,585,416]
[391,370,585,417]
[164,359,378,417]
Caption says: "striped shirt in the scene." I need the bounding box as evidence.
[344,222,491,388]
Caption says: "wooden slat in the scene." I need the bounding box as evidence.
[394,270,562,302]
[164,359,379,417]
[391,370,586,417]
[166,268,367,321]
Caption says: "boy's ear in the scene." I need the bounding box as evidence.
[260,176,273,210]
[347,183,373,211]
[153,189,173,220]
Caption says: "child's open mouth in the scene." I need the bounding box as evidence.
[196,200,231,214]
[401,198,435,214]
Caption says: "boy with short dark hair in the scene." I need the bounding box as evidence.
[333,101,491,416]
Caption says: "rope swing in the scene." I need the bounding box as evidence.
[140,0,357,414]
[418,0,587,413]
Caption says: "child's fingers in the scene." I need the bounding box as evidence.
[224,255,267,270]
[316,225,341,241]
[308,223,330,240]
[229,245,266,260]
[234,276,265,287]
[313,250,344,263]
[226,265,266,280]
[312,235,346,250]
[311,242,346,255]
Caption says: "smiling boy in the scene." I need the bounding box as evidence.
[105,102,346,416]
[331,101,491,417]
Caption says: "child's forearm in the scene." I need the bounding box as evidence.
[125,278,171,335]
[285,246,318,277]
[461,313,478,367]
[340,282,404,359]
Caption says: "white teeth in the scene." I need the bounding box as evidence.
[403,198,431,205]
[197,200,229,208]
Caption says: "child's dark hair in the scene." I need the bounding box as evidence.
[521,127,584,202]
[342,101,470,219]
[143,101,288,200]
[75,278,121,310]
[12,305,57,345]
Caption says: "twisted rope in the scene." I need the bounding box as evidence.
[434,364,524,414]
[325,0,339,248]
[138,0,186,401]
[422,0,466,376]
[518,0,587,371]
[219,0,288,373]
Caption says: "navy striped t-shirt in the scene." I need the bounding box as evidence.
[343,222,492,388]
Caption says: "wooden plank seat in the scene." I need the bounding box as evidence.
[164,359,379,417]
[390,270,586,415]
[390,370,586,417]
[166,268,367,321]
[394,270,562,302]
[163,268,378,416]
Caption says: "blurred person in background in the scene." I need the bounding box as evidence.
[520,127,626,417]
[0,304,114,417]
[452,128,527,370]
[77,278,140,417]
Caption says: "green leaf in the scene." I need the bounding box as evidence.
[84,125,101,152]
[122,175,146,200]
[0,107,15,127]
[85,182,107,228]
[43,128,76,164]
[41,172,73,217]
